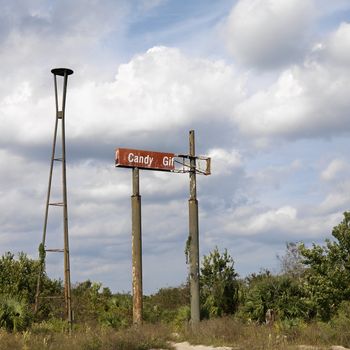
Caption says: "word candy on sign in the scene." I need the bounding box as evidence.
[115,148,175,172]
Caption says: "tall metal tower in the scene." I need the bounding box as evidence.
[35,68,74,330]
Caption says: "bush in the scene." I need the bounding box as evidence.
[243,271,309,323]
[143,285,189,324]
[200,248,239,318]
[72,281,132,328]
[329,301,350,347]
[0,295,32,331]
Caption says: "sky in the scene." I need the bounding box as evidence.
[1,0,350,294]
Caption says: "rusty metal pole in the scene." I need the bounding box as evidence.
[35,68,73,331]
[59,69,73,332]
[34,75,60,313]
[131,167,143,325]
[189,130,200,327]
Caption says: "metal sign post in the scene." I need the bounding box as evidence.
[115,130,210,327]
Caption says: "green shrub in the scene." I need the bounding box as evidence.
[0,295,32,331]
[173,305,190,329]
[243,272,309,322]
[200,248,239,318]
[329,301,350,347]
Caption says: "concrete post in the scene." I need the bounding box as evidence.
[131,167,143,325]
[189,130,200,327]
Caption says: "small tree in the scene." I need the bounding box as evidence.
[0,252,62,321]
[200,247,239,318]
[300,212,350,320]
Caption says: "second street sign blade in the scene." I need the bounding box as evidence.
[115,148,175,172]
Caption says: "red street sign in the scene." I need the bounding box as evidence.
[115,148,175,172]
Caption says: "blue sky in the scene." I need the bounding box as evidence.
[1,0,350,294]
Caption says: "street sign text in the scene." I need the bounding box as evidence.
[115,148,175,172]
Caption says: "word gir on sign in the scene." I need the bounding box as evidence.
[115,148,175,172]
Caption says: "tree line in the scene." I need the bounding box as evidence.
[1,212,350,332]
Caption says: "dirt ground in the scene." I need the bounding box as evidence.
[171,342,350,350]
[172,342,235,350]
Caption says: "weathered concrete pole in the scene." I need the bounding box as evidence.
[131,167,143,325]
[189,130,200,327]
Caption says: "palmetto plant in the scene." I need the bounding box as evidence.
[0,295,31,331]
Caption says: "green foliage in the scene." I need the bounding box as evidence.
[72,280,132,328]
[299,211,350,320]
[0,295,32,331]
[38,243,46,264]
[31,317,70,333]
[143,284,189,324]
[98,294,133,328]
[147,285,189,311]
[173,305,191,329]
[0,251,62,307]
[328,301,350,347]
[243,271,309,323]
[0,252,40,303]
[200,247,239,318]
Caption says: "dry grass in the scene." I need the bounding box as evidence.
[1,318,350,350]
[0,323,171,350]
[177,317,349,350]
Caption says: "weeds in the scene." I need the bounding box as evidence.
[0,323,171,350]
[177,317,350,350]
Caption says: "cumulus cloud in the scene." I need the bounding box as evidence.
[225,0,314,68]
[207,148,242,176]
[207,203,341,243]
[0,0,129,100]
[232,20,350,143]
[2,0,350,291]
[318,22,350,66]
[3,47,244,155]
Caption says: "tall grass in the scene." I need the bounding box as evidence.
[2,317,350,350]
[178,317,350,350]
[0,323,171,350]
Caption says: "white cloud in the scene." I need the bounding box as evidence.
[65,47,244,140]
[322,22,350,66]
[207,203,342,243]
[2,1,350,291]
[0,46,245,154]
[233,20,350,143]
[207,148,242,176]
[321,159,347,181]
[224,205,298,236]
[319,190,350,214]
[225,0,314,67]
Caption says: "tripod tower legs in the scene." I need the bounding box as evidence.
[35,68,74,331]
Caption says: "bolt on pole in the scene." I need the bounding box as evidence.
[131,167,143,325]
[189,130,200,327]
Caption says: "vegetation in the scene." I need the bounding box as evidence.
[200,247,239,318]
[0,323,171,350]
[1,212,350,349]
